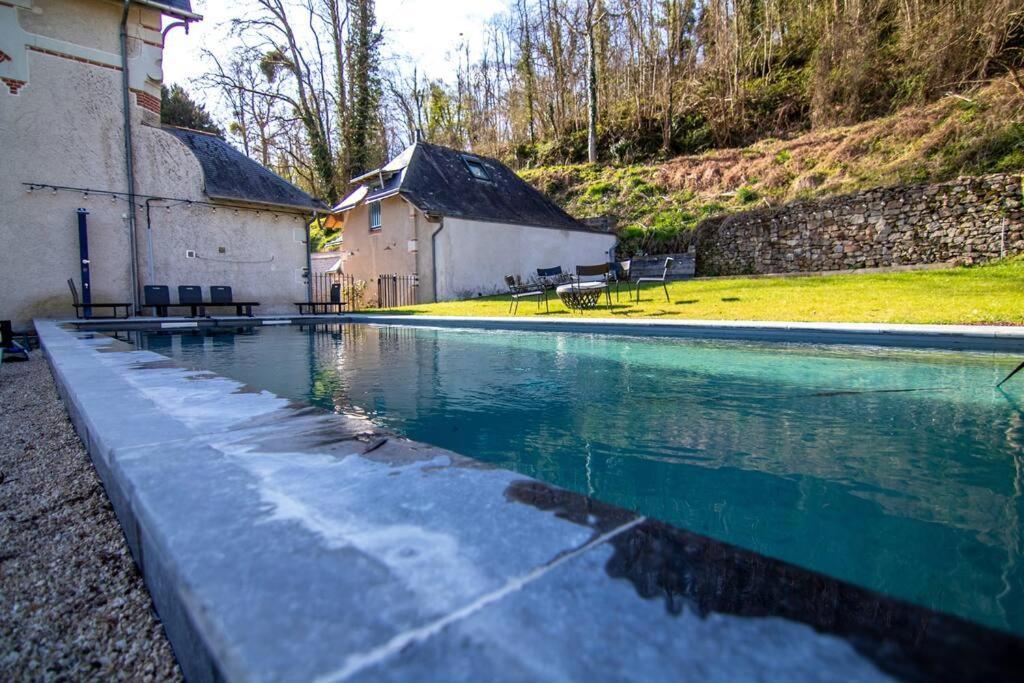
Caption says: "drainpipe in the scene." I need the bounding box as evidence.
[430,218,445,302]
[305,214,314,302]
[120,1,140,312]
[144,198,156,284]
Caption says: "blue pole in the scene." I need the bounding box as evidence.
[77,208,92,318]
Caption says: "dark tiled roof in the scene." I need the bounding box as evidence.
[340,143,586,231]
[165,127,327,212]
[150,1,196,16]
[399,143,587,231]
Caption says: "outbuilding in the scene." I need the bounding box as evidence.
[331,142,617,304]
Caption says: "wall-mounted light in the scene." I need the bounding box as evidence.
[26,185,33,194]
[82,191,89,200]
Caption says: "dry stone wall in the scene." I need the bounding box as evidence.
[694,173,1023,276]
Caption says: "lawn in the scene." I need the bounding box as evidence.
[369,258,1024,325]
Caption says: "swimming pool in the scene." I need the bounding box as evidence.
[135,322,1024,638]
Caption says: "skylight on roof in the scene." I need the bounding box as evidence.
[463,156,491,181]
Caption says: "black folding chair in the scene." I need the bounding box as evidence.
[635,257,674,302]
[505,275,548,314]
[210,286,260,317]
[178,285,206,317]
[144,285,172,317]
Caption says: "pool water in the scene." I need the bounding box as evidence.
[139,323,1024,636]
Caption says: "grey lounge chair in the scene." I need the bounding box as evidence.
[505,275,548,314]
[635,257,674,302]
[67,279,132,319]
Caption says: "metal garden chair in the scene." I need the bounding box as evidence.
[535,266,572,290]
[634,257,674,303]
[505,275,549,314]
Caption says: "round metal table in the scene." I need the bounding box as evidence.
[555,281,607,310]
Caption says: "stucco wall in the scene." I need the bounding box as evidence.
[434,218,617,301]
[0,0,308,328]
[338,196,417,304]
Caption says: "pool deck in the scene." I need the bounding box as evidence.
[68,313,1024,352]
[36,319,1024,681]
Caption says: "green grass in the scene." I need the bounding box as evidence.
[369,259,1024,325]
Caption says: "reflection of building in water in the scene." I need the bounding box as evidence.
[306,326,1024,633]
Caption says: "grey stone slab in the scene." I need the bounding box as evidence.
[341,540,891,683]
[108,432,604,682]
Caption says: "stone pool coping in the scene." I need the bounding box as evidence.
[36,319,1024,682]
[65,314,1024,352]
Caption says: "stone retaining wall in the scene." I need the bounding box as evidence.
[629,252,695,280]
[694,173,1023,276]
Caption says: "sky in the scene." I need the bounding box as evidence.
[162,0,509,94]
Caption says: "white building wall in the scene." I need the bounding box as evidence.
[434,218,617,301]
[0,0,308,328]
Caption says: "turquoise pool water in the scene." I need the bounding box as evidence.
[139,323,1024,636]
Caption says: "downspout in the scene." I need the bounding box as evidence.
[144,198,156,284]
[430,218,445,303]
[305,214,314,302]
[120,1,140,312]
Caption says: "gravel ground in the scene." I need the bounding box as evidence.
[0,353,181,681]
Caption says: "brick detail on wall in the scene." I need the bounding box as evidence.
[694,173,1024,276]
[0,50,11,63]
[132,88,161,115]
[27,46,122,72]
[2,78,26,95]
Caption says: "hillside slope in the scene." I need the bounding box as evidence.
[520,78,1024,256]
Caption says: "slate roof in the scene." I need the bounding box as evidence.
[165,127,328,212]
[334,142,593,232]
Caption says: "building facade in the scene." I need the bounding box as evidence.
[0,0,324,329]
[334,142,617,304]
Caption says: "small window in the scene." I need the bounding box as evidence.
[463,156,491,182]
[368,201,381,231]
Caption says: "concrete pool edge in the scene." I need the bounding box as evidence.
[64,314,1024,352]
[36,320,1024,682]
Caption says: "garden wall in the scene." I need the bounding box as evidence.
[694,173,1024,276]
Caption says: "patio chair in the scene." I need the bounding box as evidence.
[67,279,132,319]
[144,285,200,317]
[608,260,631,301]
[178,285,206,317]
[535,266,572,290]
[635,257,674,303]
[555,264,611,311]
[295,283,347,315]
[505,275,548,314]
[209,286,260,317]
